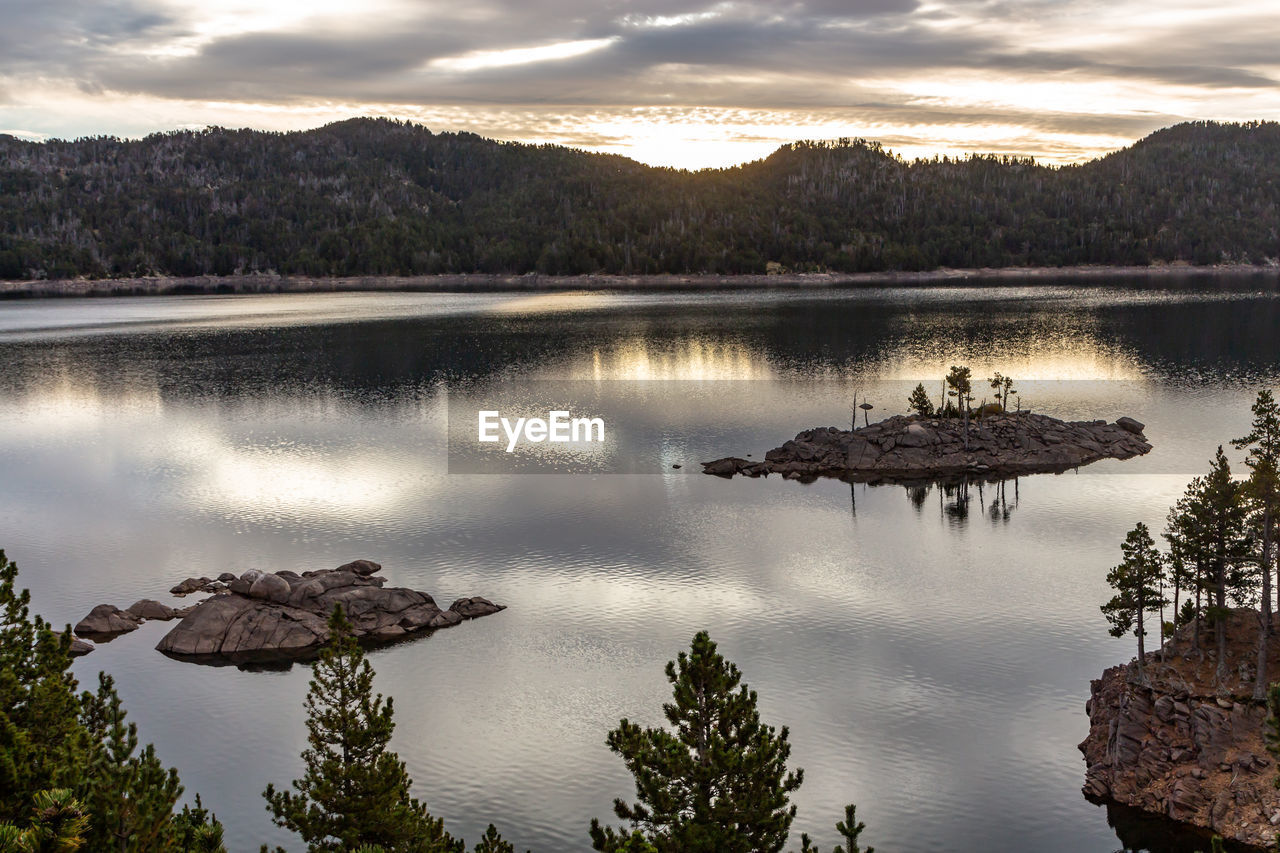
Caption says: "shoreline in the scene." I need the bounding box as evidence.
[2,263,1278,299]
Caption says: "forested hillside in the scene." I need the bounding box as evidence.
[1,118,1277,280]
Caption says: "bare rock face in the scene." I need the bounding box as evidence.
[1080,610,1280,848]
[70,638,95,656]
[74,604,142,639]
[155,562,505,664]
[703,412,1152,483]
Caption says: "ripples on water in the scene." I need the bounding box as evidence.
[0,276,1278,852]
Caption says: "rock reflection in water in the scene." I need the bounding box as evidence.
[1095,799,1259,853]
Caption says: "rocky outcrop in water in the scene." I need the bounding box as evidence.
[125,599,180,621]
[1080,610,1280,849]
[703,412,1151,482]
[74,604,142,639]
[155,560,504,664]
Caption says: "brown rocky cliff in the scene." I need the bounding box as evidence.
[1081,610,1280,848]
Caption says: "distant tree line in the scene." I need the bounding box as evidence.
[1,118,1278,281]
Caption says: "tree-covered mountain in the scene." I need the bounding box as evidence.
[1,118,1277,280]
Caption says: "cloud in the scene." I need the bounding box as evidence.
[0,0,1277,167]
[98,29,464,101]
[0,0,179,67]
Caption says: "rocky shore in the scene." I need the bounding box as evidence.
[702,411,1151,482]
[1081,610,1280,849]
[2,264,1274,299]
[72,560,504,665]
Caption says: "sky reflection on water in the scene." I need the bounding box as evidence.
[0,277,1278,852]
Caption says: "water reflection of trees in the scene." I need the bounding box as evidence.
[901,477,1021,527]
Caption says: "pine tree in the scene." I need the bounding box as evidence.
[168,795,226,853]
[1102,523,1167,683]
[789,804,873,853]
[987,373,1015,412]
[945,366,974,447]
[0,550,218,851]
[589,631,803,853]
[1233,390,1280,699]
[469,825,519,853]
[907,383,934,417]
[1166,477,1210,653]
[264,606,459,853]
[0,551,86,823]
[833,804,873,853]
[78,673,185,853]
[0,788,89,852]
[944,366,972,417]
[1198,447,1254,681]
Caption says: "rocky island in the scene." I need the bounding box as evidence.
[1081,610,1280,849]
[72,559,504,665]
[702,411,1152,483]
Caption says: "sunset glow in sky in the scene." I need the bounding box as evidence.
[2,0,1278,169]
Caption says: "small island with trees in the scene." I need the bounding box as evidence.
[702,367,1152,483]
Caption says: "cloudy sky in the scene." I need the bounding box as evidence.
[1,0,1277,169]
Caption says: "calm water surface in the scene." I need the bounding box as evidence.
[1,277,1278,852]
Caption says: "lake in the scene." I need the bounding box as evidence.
[1,275,1278,852]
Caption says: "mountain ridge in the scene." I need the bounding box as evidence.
[2,118,1277,280]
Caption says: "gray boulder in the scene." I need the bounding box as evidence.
[125,599,177,621]
[75,604,142,638]
[247,572,291,604]
[170,576,212,595]
[1116,416,1146,435]
[336,559,382,576]
[896,423,933,448]
[450,597,506,619]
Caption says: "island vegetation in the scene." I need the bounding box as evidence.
[1,119,1278,282]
